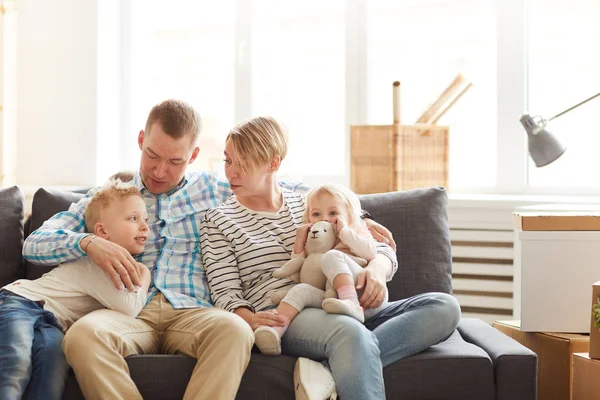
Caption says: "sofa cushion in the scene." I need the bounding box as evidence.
[383,330,495,400]
[359,187,452,300]
[24,188,85,280]
[0,186,25,287]
[63,333,495,400]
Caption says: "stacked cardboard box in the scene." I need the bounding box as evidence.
[572,353,600,399]
[493,320,589,400]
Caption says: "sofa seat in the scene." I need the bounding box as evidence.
[62,330,495,400]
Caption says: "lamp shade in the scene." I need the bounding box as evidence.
[520,114,567,167]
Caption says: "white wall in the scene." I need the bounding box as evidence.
[17,0,99,187]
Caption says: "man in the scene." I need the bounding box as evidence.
[23,99,395,400]
[24,100,259,400]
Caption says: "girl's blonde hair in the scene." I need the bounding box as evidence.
[226,116,288,175]
[85,179,142,232]
[303,184,363,230]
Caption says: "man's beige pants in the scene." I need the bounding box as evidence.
[62,293,254,400]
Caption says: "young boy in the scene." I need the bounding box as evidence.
[0,180,151,400]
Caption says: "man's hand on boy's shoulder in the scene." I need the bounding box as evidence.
[364,219,396,251]
[84,236,141,291]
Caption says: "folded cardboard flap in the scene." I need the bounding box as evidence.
[513,211,600,231]
[572,353,600,400]
[493,320,590,400]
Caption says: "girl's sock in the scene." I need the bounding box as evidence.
[337,284,360,307]
[272,314,291,337]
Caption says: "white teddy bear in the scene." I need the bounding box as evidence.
[271,221,367,304]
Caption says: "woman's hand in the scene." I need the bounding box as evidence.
[249,310,287,331]
[364,218,396,251]
[356,255,390,309]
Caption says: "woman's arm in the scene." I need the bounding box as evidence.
[357,253,393,310]
[200,212,254,313]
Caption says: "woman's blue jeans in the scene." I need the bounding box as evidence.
[0,290,69,400]
[282,292,461,400]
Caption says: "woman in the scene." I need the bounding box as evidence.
[200,116,461,400]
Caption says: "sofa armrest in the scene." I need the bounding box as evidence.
[458,318,537,400]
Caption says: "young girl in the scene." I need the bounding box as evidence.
[253,184,390,355]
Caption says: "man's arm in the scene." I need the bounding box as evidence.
[279,180,310,194]
[364,217,397,251]
[23,194,93,265]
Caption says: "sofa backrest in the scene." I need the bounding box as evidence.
[358,186,452,300]
[0,186,25,288]
[18,185,452,300]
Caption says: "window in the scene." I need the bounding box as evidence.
[366,0,497,189]
[527,0,600,190]
[0,0,17,187]
[119,0,600,194]
[125,0,236,172]
[251,0,346,181]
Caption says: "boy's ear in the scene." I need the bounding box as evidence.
[94,222,109,239]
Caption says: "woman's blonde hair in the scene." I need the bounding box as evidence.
[303,184,363,229]
[85,179,142,232]
[226,116,288,175]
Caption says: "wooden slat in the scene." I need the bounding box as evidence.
[452,245,513,259]
[454,290,512,298]
[453,294,513,310]
[450,229,514,243]
[461,312,505,324]
[452,262,513,277]
[452,278,513,293]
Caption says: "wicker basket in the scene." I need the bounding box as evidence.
[350,80,453,194]
[350,123,449,194]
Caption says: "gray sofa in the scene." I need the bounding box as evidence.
[0,185,537,399]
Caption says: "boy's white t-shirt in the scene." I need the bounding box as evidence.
[2,258,147,331]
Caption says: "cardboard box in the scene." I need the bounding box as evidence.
[513,211,600,231]
[590,282,600,359]
[515,229,600,332]
[572,353,600,400]
[493,320,590,400]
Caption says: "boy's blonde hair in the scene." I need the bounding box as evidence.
[85,180,143,233]
[303,184,363,229]
[226,116,288,175]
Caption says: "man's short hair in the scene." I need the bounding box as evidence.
[85,180,143,233]
[145,99,202,143]
[226,116,288,175]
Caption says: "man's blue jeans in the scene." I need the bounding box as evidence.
[0,290,69,400]
[282,292,461,400]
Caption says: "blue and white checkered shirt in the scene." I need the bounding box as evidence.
[22,171,309,309]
